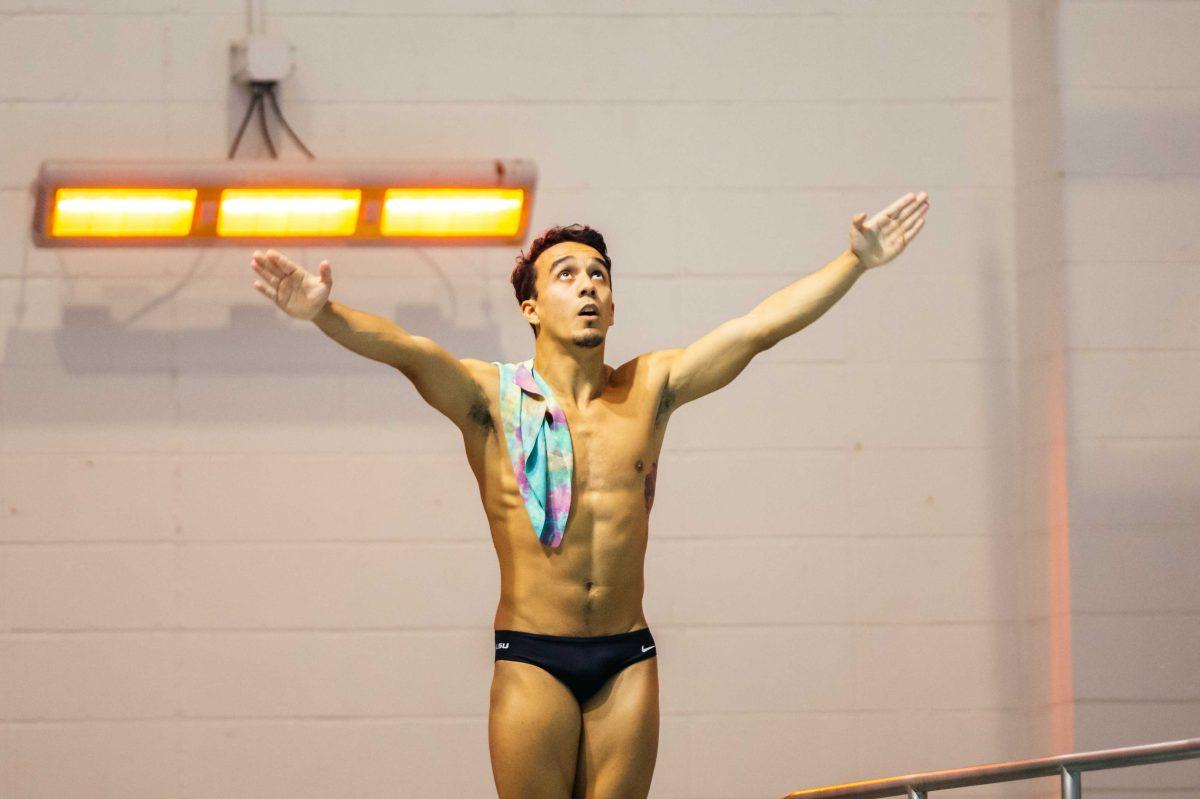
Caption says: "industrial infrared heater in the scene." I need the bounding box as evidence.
[30,158,538,247]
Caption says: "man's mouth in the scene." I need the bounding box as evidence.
[579,305,599,317]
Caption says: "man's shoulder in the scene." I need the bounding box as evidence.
[612,350,683,426]
[458,358,500,397]
[460,357,498,378]
[612,349,682,388]
[617,348,682,371]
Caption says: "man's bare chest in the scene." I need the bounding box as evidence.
[466,362,668,506]
[556,402,662,495]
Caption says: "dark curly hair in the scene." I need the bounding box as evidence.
[511,223,612,338]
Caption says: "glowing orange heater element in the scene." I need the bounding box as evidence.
[32,160,537,246]
[381,188,525,237]
[217,188,362,237]
[50,188,197,237]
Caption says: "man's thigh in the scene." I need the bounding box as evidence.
[573,656,660,799]
[489,660,583,799]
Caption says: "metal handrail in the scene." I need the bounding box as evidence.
[780,737,1200,799]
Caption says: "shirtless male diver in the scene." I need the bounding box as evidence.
[250,190,929,799]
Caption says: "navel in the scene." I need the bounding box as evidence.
[635,459,644,472]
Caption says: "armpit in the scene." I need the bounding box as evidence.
[461,358,500,435]
[650,349,683,428]
[467,399,496,433]
[654,385,677,429]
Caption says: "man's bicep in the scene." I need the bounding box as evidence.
[657,314,765,411]
[400,336,494,434]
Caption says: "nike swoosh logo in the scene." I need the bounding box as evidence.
[641,644,655,652]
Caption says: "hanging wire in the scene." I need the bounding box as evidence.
[253,82,277,158]
[265,84,316,160]
[227,85,263,159]
[232,1,317,159]
[228,81,316,160]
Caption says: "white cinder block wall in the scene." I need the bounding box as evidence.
[0,2,1189,798]
[1009,4,1072,795]
[1057,2,1200,799]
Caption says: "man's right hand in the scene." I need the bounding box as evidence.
[250,249,332,321]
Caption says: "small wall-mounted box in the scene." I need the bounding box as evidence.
[231,34,296,84]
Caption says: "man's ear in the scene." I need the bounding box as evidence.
[521,298,539,327]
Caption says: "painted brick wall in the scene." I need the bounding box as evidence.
[0,2,1131,798]
[1058,2,1200,799]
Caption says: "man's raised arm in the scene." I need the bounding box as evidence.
[250,249,491,434]
[657,191,930,411]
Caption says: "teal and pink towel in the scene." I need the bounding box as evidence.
[492,358,574,548]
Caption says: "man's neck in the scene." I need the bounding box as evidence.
[532,338,608,409]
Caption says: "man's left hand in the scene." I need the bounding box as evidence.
[849,191,930,271]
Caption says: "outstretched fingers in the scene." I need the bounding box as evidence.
[902,216,927,242]
[896,192,929,225]
[266,249,302,278]
[880,192,916,221]
[880,191,929,228]
[252,279,278,302]
[251,250,283,280]
[250,258,278,287]
[899,196,930,236]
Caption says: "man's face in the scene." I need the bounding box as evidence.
[524,241,614,349]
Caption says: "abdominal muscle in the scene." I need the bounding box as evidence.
[487,482,651,637]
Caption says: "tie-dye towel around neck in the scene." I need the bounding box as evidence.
[492,358,574,548]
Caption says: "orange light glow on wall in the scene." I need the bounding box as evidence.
[33,160,537,246]
[380,188,524,237]
[50,188,197,237]
[217,188,362,237]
